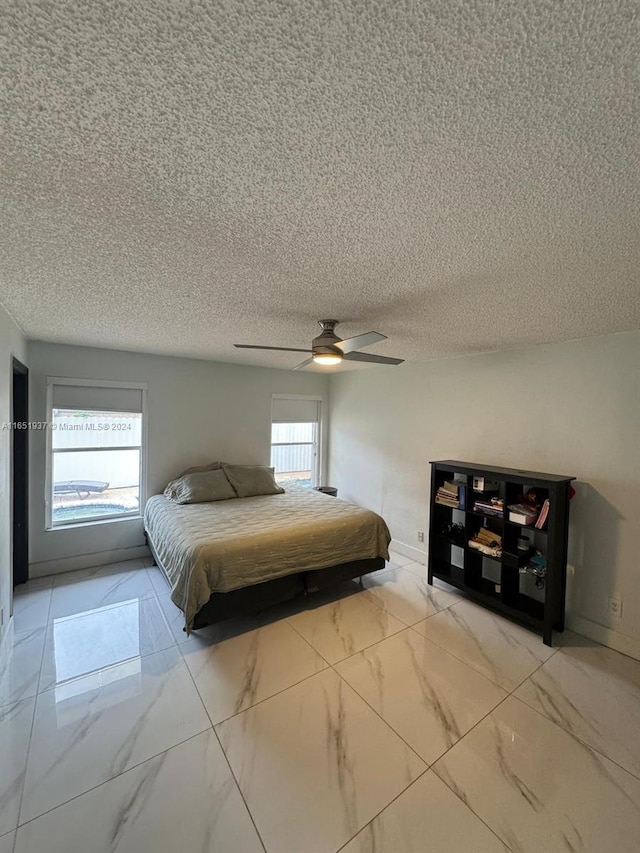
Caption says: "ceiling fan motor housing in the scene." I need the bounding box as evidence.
[313,320,342,356]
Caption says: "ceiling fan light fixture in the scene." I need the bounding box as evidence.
[312,351,343,366]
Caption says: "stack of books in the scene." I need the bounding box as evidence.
[435,481,465,509]
[468,528,502,557]
[473,497,504,517]
[535,499,550,529]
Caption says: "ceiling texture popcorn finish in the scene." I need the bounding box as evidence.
[1,0,639,369]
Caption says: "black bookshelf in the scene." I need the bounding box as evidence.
[427,460,574,646]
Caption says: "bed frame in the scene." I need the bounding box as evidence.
[145,530,384,630]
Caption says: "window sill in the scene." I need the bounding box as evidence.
[46,514,142,532]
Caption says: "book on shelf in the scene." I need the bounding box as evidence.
[473,497,504,517]
[468,527,502,557]
[435,489,459,508]
[508,504,538,525]
[435,481,466,509]
[535,499,550,529]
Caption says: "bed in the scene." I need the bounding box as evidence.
[144,484,391,632]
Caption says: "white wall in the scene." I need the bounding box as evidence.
[328,331,640,659]
[0,303,28,640]
[29,342,329,575]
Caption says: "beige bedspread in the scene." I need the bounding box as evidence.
[144,485,390,631]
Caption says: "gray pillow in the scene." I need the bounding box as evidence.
[164,461,223,499]
[222,464,285,498]
[168,469,237,504]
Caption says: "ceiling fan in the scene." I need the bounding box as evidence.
[234,320,404,369]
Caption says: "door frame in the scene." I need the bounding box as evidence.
[11,357,29,588]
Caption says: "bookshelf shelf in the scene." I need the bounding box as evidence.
[428,460,574,646]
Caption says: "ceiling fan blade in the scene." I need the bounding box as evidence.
[335,331,386,354]
[292,357,314,370]
[234,345,312,353]
[343,351,404,365]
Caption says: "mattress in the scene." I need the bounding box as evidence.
[144,484,391,631]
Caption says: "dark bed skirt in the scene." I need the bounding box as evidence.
[145,531,384,630]
[192,557,385,628]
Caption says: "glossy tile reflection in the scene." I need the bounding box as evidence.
[12,578,52,632]
[0,627,46,706]
[5,556,640,852]
[21,646,210,823]
[362,565,460,625]
[414,599,556,690]
[515,634,640,777]
[49,561,155,621]
[38,596,175,692]
[434,696,640,852]
[0,698,35,836]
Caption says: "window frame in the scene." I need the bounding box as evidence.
[45,378,148,530]
[270,394,324,488]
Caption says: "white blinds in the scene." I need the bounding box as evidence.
[271,396,320,423]
[50,382,144,414]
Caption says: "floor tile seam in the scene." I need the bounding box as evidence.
[362,573,461,619]
[431,682,640,848]
[355,587,414,628]
[184,653,331,727]
[280,613,339,666]
[320,619,408,666]
[144,565,171,596]
[32,637,182,699]
[50,563,151,589]
[46,588,158,624]
[329,640,512,767]
[332,767,432,853]
[323,624,419,668]
[2,695,37,842]
[357,585,460,625]
[429,689,521,851]
[507,693,640,783]
[13,727,213,833]
[399,625,507,682]
[178,646,268,853]
[282,616,335,666]
[505,634,572,696]
[329,666,429,769]
[405,623,512,691]
[12,607,51,834]
[210,725,268,853]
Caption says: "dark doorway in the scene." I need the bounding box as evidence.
[12,358,29,587]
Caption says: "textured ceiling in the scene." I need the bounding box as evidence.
[1,0,639,371]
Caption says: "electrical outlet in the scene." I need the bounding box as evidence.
[607,596,623,619]
[417,530,425,543]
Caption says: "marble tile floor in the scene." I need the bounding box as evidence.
[1,550,639,852]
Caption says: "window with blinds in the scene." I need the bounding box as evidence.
[270,395,322,488]
[47,379,146,527]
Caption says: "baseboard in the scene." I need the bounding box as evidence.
[390,539,426,565]
[566,613,640,662]
[29,545,151,578]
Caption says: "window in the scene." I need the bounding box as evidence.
[270,396,322,488]
[47,379,146,527]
